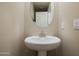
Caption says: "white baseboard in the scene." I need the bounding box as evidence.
[0,52,12,56]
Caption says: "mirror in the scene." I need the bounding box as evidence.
[32,2,54,27]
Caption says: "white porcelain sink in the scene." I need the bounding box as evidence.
[24,36,61,56]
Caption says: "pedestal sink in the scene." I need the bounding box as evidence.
[24,36,61,56]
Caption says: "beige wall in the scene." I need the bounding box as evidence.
[0,2,59,56]
[58,2,79,56]
[0,3,25,55]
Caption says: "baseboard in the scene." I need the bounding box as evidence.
[0,52,12,56]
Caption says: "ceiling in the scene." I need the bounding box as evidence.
[33,2,50,11]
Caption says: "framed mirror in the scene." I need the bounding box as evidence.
[32,2,54,28]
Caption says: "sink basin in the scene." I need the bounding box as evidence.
[24,36,61,56]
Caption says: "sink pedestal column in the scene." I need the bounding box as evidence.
[38,51,47,56]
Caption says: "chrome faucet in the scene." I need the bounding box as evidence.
[39,30,46,37]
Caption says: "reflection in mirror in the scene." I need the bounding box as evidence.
[32,2,54,27]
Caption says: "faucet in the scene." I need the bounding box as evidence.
[39,30,46,37]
